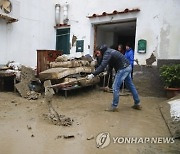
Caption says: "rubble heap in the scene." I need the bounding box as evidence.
[15,66,41,99]
[39,55,100,89]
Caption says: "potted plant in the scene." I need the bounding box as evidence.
[160,64,180,98]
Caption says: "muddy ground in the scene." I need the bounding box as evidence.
[0,88,180,154]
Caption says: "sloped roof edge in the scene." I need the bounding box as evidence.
[87,8,140,18]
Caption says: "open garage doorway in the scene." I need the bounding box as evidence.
[95,20,136,51]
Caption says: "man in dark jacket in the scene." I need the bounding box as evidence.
[87,45,141,111]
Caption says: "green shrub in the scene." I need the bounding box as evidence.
[160,64,180,88]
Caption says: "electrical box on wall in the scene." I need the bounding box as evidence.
[138,39,147,54]
[76,40,84,52]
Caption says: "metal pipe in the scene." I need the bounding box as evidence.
[55,4,61,25]
[63,3,69,24]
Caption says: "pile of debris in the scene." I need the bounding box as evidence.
[0,61,21,81]
[39,55,100,90]
[15,66,42,100]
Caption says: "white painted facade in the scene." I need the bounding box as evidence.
[0,0,180,67]
[0,0,56,67]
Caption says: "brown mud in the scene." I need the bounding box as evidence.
[0,89,180,154]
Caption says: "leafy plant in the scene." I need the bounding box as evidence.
[160,64,180,88]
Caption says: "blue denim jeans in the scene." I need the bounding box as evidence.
[112,65,140,108]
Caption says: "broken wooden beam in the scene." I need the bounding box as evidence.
[46,76,100,89]
[50,60,90,68]
[39,67,94,80]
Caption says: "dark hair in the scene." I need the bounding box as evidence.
[126,42,131,47]
[94,46,100,52]
[118,44,123,49]
[99,44,108,54]
[110,44,116,50]
[94,44,108,54]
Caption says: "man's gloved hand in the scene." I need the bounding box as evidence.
[87,74,94,80]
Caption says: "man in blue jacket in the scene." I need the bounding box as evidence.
[87,45,141,111]
[125,43,134,78]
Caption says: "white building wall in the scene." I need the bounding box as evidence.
[0,0,179,66]
[158,1,180,60]
[58,0,180,65]
[134,0,180,64]
[0,0,56,67]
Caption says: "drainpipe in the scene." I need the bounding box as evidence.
[55,4,61,25]
[63,3,69,24]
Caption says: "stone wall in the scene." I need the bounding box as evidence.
[133,65,165,97]
[157,59,180,69]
